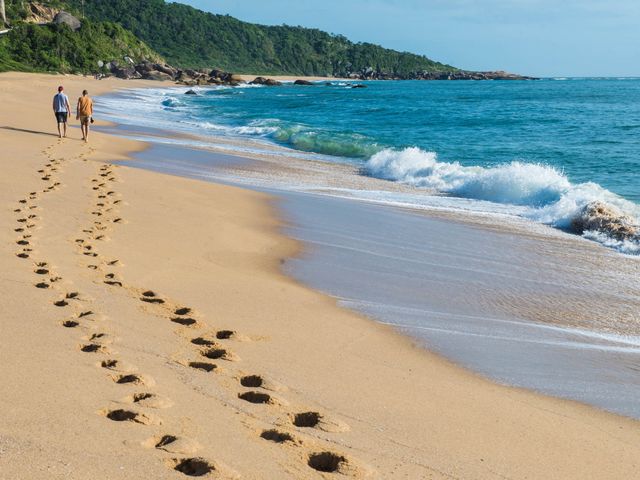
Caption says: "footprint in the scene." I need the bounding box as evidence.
[89,332,113,344]
[260,429,295,444]
[114,374,145,385]
[202,348,236,361]
[140,291,164,304]
[307,452,350,474]
[238,392,272,405]
[62,320,80,328]
[128,392,173,409]
[171,317,198,327]
[291,412,349,432]
[35,282,50,289]
[189,362,217,373]
[144,435,201,455]
[102,409,158,425]
[191,337,215,346]
[54,300,69,307]
[80,343,107,353]
[170,458,215,477]
[175,307,192,316]
[16,252,30,259]
[216,330,236,340]
[101,359,137,372]
[240,375,263,388]
[104,274,123,287]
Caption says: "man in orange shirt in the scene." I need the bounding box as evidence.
[76,90,94,142]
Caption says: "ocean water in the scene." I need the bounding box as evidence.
[98,78,640,254]
[97,79,640,418]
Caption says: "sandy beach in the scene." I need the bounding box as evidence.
[2,72,640,479]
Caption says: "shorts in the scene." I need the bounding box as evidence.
[79,115,91,126]
[55,112,68,124]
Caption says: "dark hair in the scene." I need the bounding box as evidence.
[83,90,88,95]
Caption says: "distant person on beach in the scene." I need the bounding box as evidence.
[76,90,94,142]
[52,86,71,139]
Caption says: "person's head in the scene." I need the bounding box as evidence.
[82,90,88,96]
[58,86,64,92]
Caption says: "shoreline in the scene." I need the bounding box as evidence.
[2,72,640,479]
[119,137,640,420]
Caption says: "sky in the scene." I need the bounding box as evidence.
[175,0,640,77]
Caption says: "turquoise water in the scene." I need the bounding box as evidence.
[99,79,640,253]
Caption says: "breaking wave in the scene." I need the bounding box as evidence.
[365,147,640,253]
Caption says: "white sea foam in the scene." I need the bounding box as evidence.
[365,147,640,253]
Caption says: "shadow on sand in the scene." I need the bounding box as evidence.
[1,126,60,137]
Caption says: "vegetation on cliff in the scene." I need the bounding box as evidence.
[1,0,462,77]
[0,1,163,73]
[0,20,162,73]
[62,0,456,76]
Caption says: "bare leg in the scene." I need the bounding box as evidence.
[63,121,67,138]
[57,122,62,138]
[85,124,90,142]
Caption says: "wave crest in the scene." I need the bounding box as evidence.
[365,147,640,253]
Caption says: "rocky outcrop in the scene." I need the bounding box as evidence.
[53,11,81,31]
[26,3,57,24]
[346,68,537,81]
[571,201,639,242]
[249,77,282,86]
[294,79,313,86]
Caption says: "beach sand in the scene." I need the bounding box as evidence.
[1,72,640,479]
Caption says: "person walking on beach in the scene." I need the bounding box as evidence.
[52,86,72,138]
[76,90,94,142]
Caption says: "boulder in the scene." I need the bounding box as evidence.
[143,71,174,81]
[249,77,282,86]
[571,201,638,241]
[53,11,81,31]
[185,90,198,95]
[112,67,141,80]
[351,84,367,88]
[135,62,154,74]
[152,63,177,77]
[294,79,313,86]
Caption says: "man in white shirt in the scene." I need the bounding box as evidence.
[52,86,72,138]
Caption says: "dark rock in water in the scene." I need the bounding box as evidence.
[571,201,638,241]
[351,84,367,88]
[185,90,198,95]
[294,79,313,86]
[249,76,282,86]
[53,11,81,31]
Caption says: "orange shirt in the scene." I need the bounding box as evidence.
[77,96,93,116]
